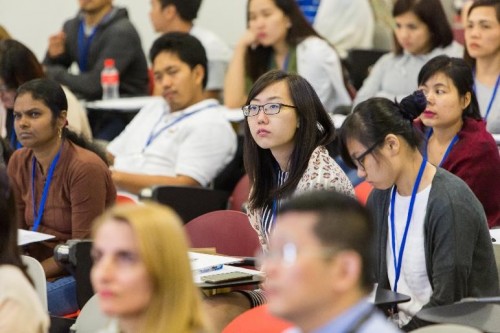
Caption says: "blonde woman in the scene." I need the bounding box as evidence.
[91,203,209,333]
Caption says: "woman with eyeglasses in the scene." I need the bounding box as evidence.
[416,55,500,227]
[243,69,354,252]
[203,69,354,332]
[339,91,498,331]
[464,0,500,134]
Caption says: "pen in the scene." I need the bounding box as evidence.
[198,264,224,274]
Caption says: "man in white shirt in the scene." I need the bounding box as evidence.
[149,0,232,100]
[107,32,236,195]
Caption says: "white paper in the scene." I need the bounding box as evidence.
[194,264,264,284]
[490,229,500,243]
[189,252,242,272]
[18,229,55,246]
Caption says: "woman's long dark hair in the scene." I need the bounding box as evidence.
[244,70,335,209]
[0,167,31,283]
[16,79,108,164]
[245,0,320,82]
[393,0,453,55]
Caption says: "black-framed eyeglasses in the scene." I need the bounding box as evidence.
[242,103,297,117]
[353,140,382,170]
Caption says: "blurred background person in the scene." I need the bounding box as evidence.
[43,0,149,101]
[149,0,232,100]
[354,0,463,106]
[464,0,500,134]
[91,203,210,333]
[0,39,92,150]
[263,190,402,333]
[295,0,375,59]
[224,0,351,114]
[0,166,49,333]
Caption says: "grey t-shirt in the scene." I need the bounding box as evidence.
[476,80,500,134]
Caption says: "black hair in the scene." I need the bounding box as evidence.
[0,166,32,283]
[244,70,335,209]
[0,39,45,90]
[149,32,208,89]
[245,0,321,82]
[15,79,109,164]
[418,55,482,121]
[279,190,374,292]
[339,91,427,169]
[464,0,500,66]
[158,0,202,21]
[393,0,453,55]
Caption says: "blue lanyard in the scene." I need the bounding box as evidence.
[424,128,459,167]
[77,9,113,72]
[473,71,500,122]
[390,158,427,292]
[77,21,98,72]
[485,75,500,121]
[143,103,217,151]
[10,130,22,150]
[282,52,290,71]
[31,148,62,231]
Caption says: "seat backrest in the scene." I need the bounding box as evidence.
[228,174,250,212]
[21,255,48,310]
[346,48,388,90]
[72,294,110,333]
[185,210,260,257]
[222,305,293,333]
[410,324,482,333]
[141,185,230,224]
[354,181,374,206]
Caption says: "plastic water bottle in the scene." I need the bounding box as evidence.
[101,58,120,100]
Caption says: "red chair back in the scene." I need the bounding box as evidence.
[354,181,373,206]
[185,210,260,257]
[222,305,293,333]
[228,174,250,212]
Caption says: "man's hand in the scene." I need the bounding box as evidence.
[47,31,66,58]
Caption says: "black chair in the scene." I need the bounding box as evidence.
[346,48,388,90]
[140,185,230,224]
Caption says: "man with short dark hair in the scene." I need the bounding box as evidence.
[262,190,401,333]
[107,32,236,196]
[149,0,232,100]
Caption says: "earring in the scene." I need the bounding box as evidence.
[58,127,62,138]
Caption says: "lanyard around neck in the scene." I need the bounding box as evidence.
[77,21,98,72]
[424,128,459,167]
[473,70,500,122]
[10,130,22,150]
[485,75,500,121]
[31,148,62,231]
[390,158,427,292]
[143,103,217,151]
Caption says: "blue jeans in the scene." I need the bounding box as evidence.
[47,275,79,316]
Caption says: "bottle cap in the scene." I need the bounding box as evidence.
[104,58,115,67]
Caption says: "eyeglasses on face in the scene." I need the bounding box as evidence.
[242,103,297,117]
[256,242,337,269]
[353,140,382,171]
